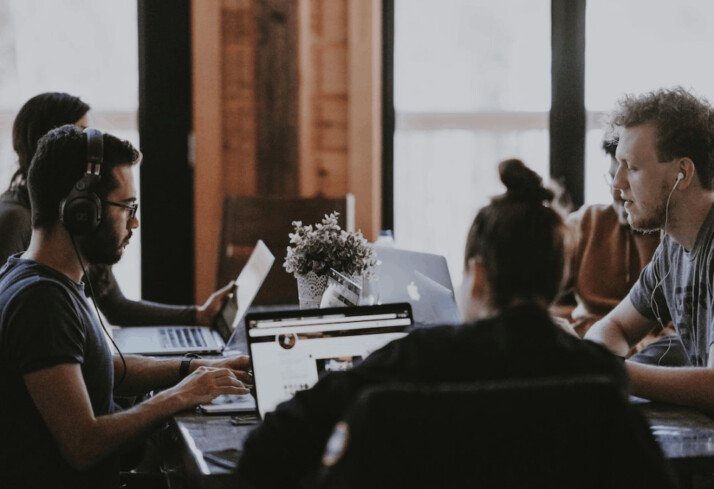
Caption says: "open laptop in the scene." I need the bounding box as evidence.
[113,240,275,356]
[370,245,461,326]
[201,303,413,416]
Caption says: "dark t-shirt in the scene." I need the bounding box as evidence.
[237,304,629,488]
[0,256,118,488]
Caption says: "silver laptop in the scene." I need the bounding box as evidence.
[370,245,461,326]
[243,303,413,419]
[113,240,275,356]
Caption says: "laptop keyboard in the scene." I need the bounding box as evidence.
[160,327,208,348]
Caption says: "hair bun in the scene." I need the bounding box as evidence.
[498,158,554,204]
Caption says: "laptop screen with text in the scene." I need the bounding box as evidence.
[245,303,413,419]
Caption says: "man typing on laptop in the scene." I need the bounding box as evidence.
[0,126,251,488]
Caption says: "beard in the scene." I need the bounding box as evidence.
[628,183,670,233]
[77,220,127,265]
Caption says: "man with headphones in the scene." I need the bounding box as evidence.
[585,87,714,410]
[0,125,251,488]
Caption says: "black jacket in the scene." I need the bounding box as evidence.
[237,304,630,488]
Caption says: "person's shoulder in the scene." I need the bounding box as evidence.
[408,323,468,341]
[0,188,31,239]
[568,204,615,226]
[699,203,714,249]
[0,190,31,219]
[0,274,79,338]
[0,260,77,302]
[382,324,468,357]
[7,279,74,311]
[0,187,30,208]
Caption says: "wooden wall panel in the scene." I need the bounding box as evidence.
[193,0,223,303]
[193,0,381,302]
[222,1,257,196]
[347,0,382,239]
[299,0,349,199]
[256,0,299,196]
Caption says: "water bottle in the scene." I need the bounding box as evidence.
[374,229,394,247]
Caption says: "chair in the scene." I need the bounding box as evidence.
[316,376,677,489]
[216,194,355,305]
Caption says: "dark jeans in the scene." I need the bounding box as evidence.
[629,334,689,367]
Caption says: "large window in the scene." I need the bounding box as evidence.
[584,0,714,205]
[393,0,714,288]
[393,0,550,282]
[0,0,140,297]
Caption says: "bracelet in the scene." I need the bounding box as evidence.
[179,353,202,379]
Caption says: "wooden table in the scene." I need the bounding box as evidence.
[161,400,714,488]
[163,309,714,487]
[161,411,252,489]
[638,400,714,488]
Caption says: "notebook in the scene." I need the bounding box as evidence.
[112,240,275,356]
[234,303,413,419]
[370,245,461,326]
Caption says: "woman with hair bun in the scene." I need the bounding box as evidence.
[235,159,663,489]
[458,158,567,318]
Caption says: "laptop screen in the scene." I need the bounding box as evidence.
[371,246,460,326]
[246,303,413,418]
[214,239,275,349]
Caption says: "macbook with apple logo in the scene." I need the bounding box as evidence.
[370,245,461,326]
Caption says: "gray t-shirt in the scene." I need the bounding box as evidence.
[629,204,714,367]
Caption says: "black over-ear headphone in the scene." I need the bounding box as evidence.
[59,128,104,234]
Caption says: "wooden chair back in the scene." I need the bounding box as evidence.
[216,194,355,305]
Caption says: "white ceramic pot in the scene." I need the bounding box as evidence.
[296,271,329,309]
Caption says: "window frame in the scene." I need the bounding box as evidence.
[382,0,588,226]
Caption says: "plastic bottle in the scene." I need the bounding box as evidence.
[374,229,395,247]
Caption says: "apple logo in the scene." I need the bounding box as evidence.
[407,280,421,301]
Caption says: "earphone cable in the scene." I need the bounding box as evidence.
[70,235,127,389]
[649,178,678,366]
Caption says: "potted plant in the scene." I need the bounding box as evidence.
[284,212,377,308]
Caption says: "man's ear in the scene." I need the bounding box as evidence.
[675,157,696,189]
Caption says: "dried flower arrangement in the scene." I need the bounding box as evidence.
[283,212,377,278]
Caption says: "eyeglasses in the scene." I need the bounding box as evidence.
[105,200,138,219]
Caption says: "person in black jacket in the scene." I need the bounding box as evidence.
[236,159,633,488]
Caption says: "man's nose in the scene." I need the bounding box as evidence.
[612,164,627,190]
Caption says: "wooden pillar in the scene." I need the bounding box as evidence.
[347,0,382,240]
[192,0,223,303]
